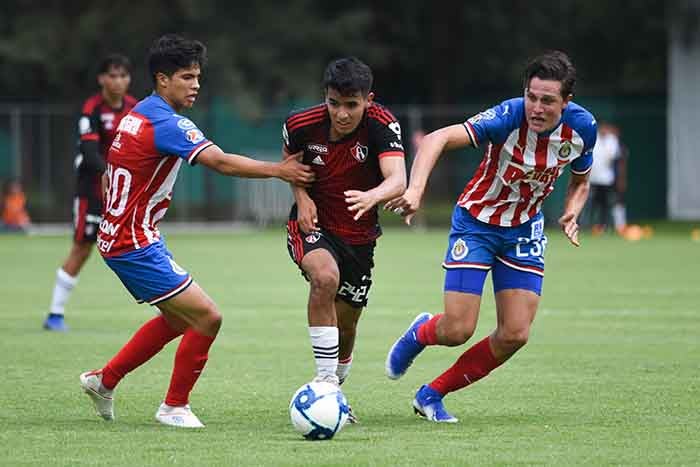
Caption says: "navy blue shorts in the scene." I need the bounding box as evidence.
[103,241,192,305]
[442,206,546,295]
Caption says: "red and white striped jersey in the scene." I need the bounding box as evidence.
[97,94,213,257]
[459,97,597,227]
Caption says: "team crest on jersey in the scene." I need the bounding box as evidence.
[451,238,469,261]
[558,140,572,160]
[305,232,322,244]
[177,118,196,130]
[185,129,205,144]
[351,142,369,162]
[307,143,328,154]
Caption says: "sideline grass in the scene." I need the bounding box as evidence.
[0,227,698,466]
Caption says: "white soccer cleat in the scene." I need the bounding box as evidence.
[155,402,205,428]
[79,370,114,421]
[312,374,340,387]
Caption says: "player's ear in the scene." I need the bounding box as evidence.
[97,73,106,87]
[562,93,573,108]
[366,92,375,105]
[155,72,169,89]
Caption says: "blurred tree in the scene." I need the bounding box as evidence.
[0,0,668,109]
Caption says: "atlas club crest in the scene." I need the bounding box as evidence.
[350,142,369,162]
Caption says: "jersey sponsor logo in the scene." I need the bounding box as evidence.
[524,167,559,184]
[500,161,528,184]
[307,143,328,154]
[390,141,404,150]
[177,118,196,130]
[350,142,369,163]
[530,218,544,241]
[117,115,143,135]
[78,116,92,135]
[185,128,205,144]
[311,155,325,166]
[99,219,120,236]
[558,140,572,160]
[305,232,322,244]
[451,238,469,261]
[388,121,402,138]
[467,108,497,125]
[169,258,188,276]
[101,113,115,130]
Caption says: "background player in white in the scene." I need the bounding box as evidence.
[385,51,596,422]
[79,34,314,428]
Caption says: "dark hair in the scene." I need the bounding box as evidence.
[98,54,131,74]
[322,57,373,97]
[523,50,576,98]
[147,34,207,84]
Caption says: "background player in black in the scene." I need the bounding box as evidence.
[283,58,407,415]
[43,54,137,331]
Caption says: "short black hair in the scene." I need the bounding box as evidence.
[98,54,131,74]
[523,50,576,98]
[322,57,373,97]
[147,34,207,84]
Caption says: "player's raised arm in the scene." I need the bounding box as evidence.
[558,172,591,247]
[196,144,314,186]
[385,124,472,225]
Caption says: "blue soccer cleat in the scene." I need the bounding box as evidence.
[412,384,458,423]
[385,312,432,380]
[43,313,68,332]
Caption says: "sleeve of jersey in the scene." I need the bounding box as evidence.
[370,118,405,159]
[282,120,304,154]
[153,116,214,165]
[463,99,520,148]
[570,111,598,175]
[77,106,104,173]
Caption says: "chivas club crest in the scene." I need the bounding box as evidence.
[558,140,572,160]
[451,238,469,261]
[350,142,369,162]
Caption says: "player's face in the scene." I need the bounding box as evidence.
[98,66,131,99]
[157,64,201,111]
[524,77,572,133]
[325,88,374,139]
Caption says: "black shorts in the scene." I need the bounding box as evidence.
[73,194,102,243]
[287,219,375,308]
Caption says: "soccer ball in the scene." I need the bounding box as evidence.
[289,381,349,440]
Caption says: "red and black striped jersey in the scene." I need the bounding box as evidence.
[283,102,405,244]
[79,93,138,157]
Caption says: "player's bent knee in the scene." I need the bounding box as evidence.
[495,328,530,350]
[309,271,340,296]
[442,323,475,346]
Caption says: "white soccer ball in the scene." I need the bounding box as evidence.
[289,381,349,440]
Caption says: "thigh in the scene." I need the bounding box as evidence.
[494,288,540,332]
[104,242,193,305]
[157,281,217,328]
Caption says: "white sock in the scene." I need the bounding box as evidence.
[50,268,78,315]
[308,326,339,380]
[337,354,353,385]
[613,203,627,229]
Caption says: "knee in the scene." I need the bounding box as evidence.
[494,327,529,351]
[200,302,222,335]
[309,270,339,297]
[440,319,475,347]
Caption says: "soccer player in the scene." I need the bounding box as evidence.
[384,51,596,422]
[43,54,137,331]
[79,34,314,428]
[283,58,407,414]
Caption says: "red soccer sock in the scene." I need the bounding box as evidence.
[165,328,216,406]
[101,315,183,389]
[428,335,501,396]
[416,314,443,346]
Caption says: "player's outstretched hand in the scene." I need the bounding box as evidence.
[345,190,379,221]
[279,152,315,187]
[297,197,319,233]
[384,187,422,225]
[558,212,580,247]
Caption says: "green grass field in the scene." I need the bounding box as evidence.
[1,227,698,466]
